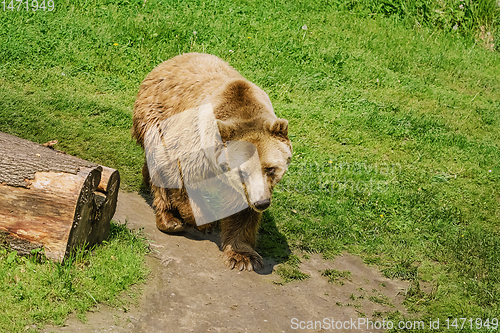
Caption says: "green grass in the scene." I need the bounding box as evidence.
[0,222,149,333]
[331,0,500,36]
[0,0,499,331]
[369,294,395,307]
[274,254,310,284]
[322,269,352,285]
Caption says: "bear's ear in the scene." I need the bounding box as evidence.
[268,118,288,137]
[224,79,252,104]
[217,119,235,140]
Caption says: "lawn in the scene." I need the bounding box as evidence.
[0,0,499,331]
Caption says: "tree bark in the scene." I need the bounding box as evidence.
[0,132,120,261]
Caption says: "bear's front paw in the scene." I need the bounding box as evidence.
[223,245,263,272]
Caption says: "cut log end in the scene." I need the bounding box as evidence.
[91,166,120,246]
[65,167,102,256]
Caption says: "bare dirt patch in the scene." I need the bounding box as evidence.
[44,191,409,333]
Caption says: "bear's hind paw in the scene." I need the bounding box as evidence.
[156,212,189,233]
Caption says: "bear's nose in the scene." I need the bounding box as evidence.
[254,198,271,211]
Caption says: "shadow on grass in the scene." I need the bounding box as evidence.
[257,210,292,264]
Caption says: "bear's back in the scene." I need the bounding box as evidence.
[133,53,248,145]
[138,53,243,114]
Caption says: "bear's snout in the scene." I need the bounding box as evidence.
[253,198,271,212]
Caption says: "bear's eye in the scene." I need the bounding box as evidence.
[265,167,276,176]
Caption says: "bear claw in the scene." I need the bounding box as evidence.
[223,247,264,272]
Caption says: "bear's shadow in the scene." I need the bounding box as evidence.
[139,189,291,276]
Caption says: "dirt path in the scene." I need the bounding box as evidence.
[45,192,408,333]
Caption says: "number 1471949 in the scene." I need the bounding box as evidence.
[2,0,54,11]
[445,318,498,330]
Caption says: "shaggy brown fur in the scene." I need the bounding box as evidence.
[132,53,292,271]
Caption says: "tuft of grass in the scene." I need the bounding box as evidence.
[382,260,418,280]
[274,265,310,285]
[321,269,352,285]
[369,294,395,307]
[0,222,149,333]
[274,255,310,284]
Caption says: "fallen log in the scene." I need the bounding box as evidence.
[0,132,120,261]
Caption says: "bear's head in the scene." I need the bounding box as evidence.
[214,80,292,213]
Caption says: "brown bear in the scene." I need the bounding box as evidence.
[132,53,292,271]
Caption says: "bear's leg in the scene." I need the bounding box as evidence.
[153,186,188,233]
[172,196,216,233]
[142,161,150,188]
[220,209,263,271]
